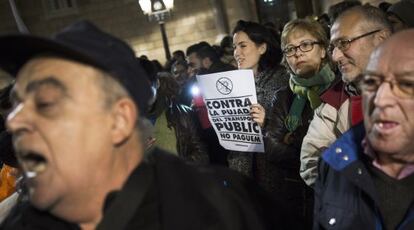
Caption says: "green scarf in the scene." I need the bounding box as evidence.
[285,64,336,133]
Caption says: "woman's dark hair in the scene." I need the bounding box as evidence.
[232,20,282,72]
[158,74,180,98]
[220,35,233,49]
[138,58,158,84]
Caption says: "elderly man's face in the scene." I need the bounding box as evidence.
[362,39,414,162]
[7,57,116,214]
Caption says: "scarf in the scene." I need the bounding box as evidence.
[285,64,336,133]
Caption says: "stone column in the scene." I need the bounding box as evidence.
[8,0,29,33]
[312,0,323,16]
[293,0,314,18]
[210,0,230,37]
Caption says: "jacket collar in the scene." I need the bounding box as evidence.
[322,122,380,202]
[322,122,365,171]
[320,79,349,110]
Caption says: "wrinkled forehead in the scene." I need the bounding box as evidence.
[14,56,101,96]
[366,42,414,74]
[15,57,57,89]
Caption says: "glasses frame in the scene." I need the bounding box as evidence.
[283,40,322,57]
[329,29,381,55]
[357,72,414,99]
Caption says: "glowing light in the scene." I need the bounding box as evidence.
[25,171,37,179]
[138,0,152,14]
[164,0,174,10]
[191,85,200,96]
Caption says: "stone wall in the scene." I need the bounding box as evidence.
[321,0,400,13]
[0,0,257,64]
[0,0,403,63]
[0,0,18,34]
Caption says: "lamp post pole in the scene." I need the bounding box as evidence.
[139,0,174,62]
[159,22,171,61]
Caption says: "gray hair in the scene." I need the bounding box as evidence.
[98,71,154,144]
[335,5,393,32]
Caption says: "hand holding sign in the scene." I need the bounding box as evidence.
[196,70,264,153]
[250,104,265,128]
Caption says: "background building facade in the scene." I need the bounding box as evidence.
[0,0,399,64]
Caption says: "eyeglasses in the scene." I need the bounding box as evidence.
[358,73,414,99]
[283,40,322,57]
[328,29,381,55]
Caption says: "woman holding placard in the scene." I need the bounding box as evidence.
[260,19,337,229]
[231,20,288,194]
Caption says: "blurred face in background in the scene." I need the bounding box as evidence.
[171,63,188,86]
[233,31,266,75]
[284,29,326,78]
[186,52,202,77]
[172,52,185,62]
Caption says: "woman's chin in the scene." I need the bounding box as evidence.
[295,68,315,78]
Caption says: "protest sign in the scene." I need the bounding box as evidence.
[196,69,264,152]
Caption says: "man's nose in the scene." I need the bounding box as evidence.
[6,103,32,135]
[331,47,344,63]
[293,48,304,57]
[373,82,396,108]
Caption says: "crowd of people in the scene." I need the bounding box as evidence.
[0,0,413,229]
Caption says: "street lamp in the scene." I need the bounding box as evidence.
[138,0,174,61]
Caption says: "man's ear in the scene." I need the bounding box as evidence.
[111,98,138,145]
[321,48,326,59]
[373,30,391,46]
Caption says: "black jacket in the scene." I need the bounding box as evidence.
[1,148,288,230]
[263,86,314,229]
[208,61,235,74]
[264,86,314,168]
[314,123,414,230]
[165,103,209,164]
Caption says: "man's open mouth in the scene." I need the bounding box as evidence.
[19,151,47,177]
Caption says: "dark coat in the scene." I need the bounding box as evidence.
[228,67,289,179]
[314,123,414,230]
[1,148,288,230]
[263,86,314,229]
[165,103,209,164]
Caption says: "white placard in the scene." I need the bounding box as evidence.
[196,69,264,153]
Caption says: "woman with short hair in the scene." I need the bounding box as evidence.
[261,19,337,228]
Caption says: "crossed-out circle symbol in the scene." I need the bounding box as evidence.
[216,77,233,95]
